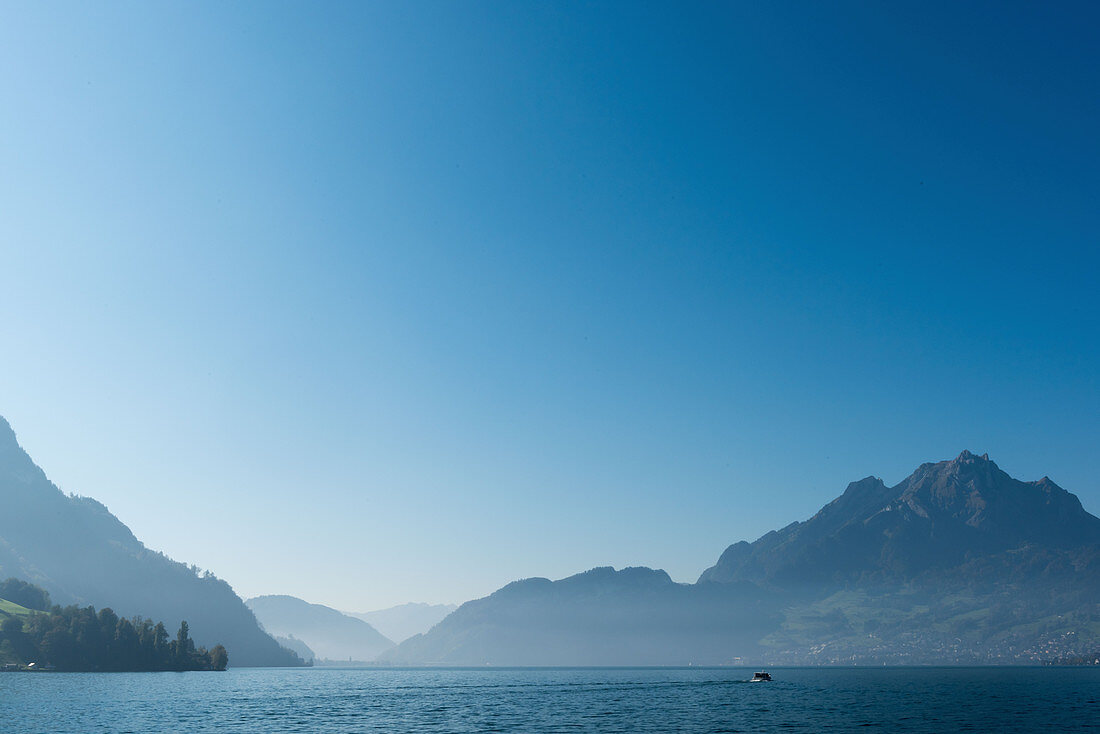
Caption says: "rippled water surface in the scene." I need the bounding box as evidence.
[2,666,1097,732]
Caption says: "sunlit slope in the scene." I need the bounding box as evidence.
[0,597,34,665]
[0,598,33,617]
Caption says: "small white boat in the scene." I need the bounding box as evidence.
[751,671,772,682]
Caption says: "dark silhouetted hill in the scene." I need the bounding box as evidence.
[246,595,394,661]
[0,416,303,667]
[273,633,316,663]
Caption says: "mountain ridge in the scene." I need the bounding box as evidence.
[382,566,778,666]
[387,451,1100,665]
[699,451,1100,587]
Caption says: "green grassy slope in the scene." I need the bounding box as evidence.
[0,597,35,665]
[0,598,33,617]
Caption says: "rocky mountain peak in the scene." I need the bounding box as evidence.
[699,451,1100,587]
[899,451,1005,510]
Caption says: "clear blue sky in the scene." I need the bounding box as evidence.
[1,1,1097,610]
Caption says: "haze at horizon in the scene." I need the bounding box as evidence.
[1,1,1097,610]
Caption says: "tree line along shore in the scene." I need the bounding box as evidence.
[0,578,227,672]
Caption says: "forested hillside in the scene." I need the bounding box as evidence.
[0,578,227,671]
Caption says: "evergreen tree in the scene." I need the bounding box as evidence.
[210,644,228,671]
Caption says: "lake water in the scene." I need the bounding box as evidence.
[1,666,1097,732]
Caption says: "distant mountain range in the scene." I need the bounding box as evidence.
[4,414,1097,667]
[0,416,303,667]
[381,567,777,665]
[247,595,394,661]
[383,452,1100,665]
[346,602,457,643]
